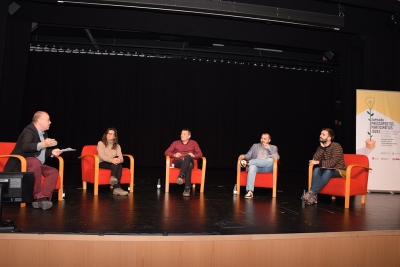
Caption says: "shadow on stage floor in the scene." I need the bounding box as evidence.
[1,165,400,235]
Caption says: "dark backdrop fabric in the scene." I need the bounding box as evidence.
[16,52,335,170]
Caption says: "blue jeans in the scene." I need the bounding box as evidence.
[310,167,340,196]
[246,158,274,191]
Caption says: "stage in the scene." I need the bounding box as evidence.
[1,166,400,266]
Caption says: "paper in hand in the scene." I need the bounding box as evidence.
[60,148,76,153]
[51,148,76,157]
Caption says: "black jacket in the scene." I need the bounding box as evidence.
[4,123,52,172]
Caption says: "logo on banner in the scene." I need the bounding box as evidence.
[371,157,379,160]
[381,152,391,155]
[392,158,400,161]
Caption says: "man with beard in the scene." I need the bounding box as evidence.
[238,133,279,199]
[301,128,346,205]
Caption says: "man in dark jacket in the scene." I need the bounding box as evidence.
[5,111,62,210]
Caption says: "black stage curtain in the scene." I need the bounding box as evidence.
[17,52,335,170]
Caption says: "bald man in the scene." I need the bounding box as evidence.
[5,111,62,210]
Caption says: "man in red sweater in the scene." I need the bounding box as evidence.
[165,129,203,196]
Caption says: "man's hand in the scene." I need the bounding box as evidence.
[238,155,245,160]
[174,152,182,158]
[309,160,319,165]
[42,138,57,148]
[188,152,195,158]
[52,148,62,157]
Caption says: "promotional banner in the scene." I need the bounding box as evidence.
[356,89,400,192]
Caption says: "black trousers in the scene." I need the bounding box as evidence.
[174,155,194,187]
[99,162,122,188]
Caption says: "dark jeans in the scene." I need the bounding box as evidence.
[99,162,122,188]
[27,157,59,200]
[174,155,194,187]
[310,167,341,196]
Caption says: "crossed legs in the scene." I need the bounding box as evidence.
[246,158,274,192]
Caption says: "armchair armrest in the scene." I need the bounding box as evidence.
[200,156,207,192]
[345,164,372,178]
[0,154,27,172]
[344,164,372,207]
[78,154,100,194]
[55,155,64,200]
[308,164,315,191]
[123,154,134,193]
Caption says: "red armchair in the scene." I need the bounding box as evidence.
[0,142,64,205]
[308,154,372,208]
[165,156,206,193]
[79,145,134,195]
[236,158,279,197]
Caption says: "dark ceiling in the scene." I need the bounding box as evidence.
[12,0,400,70]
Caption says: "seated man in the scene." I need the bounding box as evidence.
[301,128,346,205]
[164,128,203,197]
[4,111,62,210]
[238,132,279,199]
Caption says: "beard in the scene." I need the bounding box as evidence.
[320,138,329,143]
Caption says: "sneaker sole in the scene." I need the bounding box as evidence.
[113,190,128,196]
[176,178,183,185]
[32,202,41,209]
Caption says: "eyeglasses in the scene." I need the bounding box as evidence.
[107,133,115,135]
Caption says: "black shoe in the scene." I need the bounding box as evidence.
[32,197,53,210]
[176,173,185,185]
[183,186,191,197]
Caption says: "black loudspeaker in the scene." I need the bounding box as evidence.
[349,35,365,48]
[8,2,20,15]
[323,51,334,61]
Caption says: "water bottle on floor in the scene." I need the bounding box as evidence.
[233,184,237,195]
[157,179,161,189]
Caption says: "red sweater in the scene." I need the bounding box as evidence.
[164,140,203,161]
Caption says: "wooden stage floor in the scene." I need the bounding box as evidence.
[1,166,400,235]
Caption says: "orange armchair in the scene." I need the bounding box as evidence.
[165,156,206,193]
[236,159,279,197]
[79,145,134,195]
[0,142,64,204]
[308,154,371,208]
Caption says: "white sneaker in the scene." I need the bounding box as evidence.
[244,191,253,199]
[113,187,128,196]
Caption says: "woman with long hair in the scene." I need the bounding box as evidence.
[97,127,128,196]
